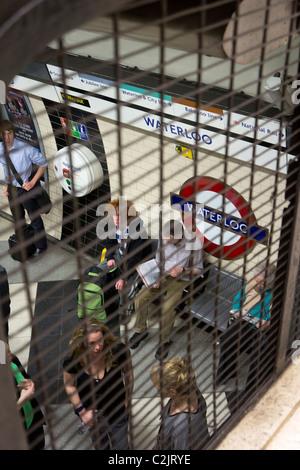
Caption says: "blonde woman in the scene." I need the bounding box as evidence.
[151,358,209,450]
[63,318,133,450]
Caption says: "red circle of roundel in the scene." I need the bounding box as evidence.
[180,176,257,260]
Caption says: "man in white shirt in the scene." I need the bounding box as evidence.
[0,120,48,258]
[129,219,204,359]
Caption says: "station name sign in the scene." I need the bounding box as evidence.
[171,193,268,244]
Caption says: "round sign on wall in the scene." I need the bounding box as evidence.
[53,143,104,197]
[178,176,266,259]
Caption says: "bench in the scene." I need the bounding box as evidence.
[185,264,243,332]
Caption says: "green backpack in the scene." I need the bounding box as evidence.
[78,266,107,321]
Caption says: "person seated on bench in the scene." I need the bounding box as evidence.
[101,197,152,321]
[216,261,276,389]
[129,219,204,360]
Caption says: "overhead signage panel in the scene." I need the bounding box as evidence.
[230,112,287,147]
[14,66,290,174]
[46,64,286,146]
[47,64,117,100]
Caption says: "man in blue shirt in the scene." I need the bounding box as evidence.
[0,120,48,258]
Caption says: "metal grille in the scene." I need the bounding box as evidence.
[0,0,300,450]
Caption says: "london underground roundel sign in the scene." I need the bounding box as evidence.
[173,176,267,260]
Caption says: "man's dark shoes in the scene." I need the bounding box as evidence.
[129,331,148,349]
[118,307,131,325]
[155,341,172,360]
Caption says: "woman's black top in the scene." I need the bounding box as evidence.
[63,342,128,425]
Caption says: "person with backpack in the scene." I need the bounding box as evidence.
[77,262,121,335]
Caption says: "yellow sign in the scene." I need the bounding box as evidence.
[175,145,193,159]
[61,92,90,108]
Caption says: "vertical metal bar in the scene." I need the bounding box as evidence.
[274,25,300,374]
[275,146,300,374]
[157,0,167,448]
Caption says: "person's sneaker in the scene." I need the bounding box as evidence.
[129,331,148,349]
[155,341,172,360]
[29,248,47,261]
[119,313,131,325]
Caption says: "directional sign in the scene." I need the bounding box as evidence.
[60,118,89,141]
[77,124,88,141]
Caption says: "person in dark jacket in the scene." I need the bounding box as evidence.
[101,198,152,320]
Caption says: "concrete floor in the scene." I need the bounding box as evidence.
[217,363,300,450]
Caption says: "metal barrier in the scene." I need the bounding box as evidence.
[0,0,299,451]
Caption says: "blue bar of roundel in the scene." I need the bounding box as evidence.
[249,226,267,241]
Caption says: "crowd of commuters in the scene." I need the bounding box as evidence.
[0,122,276,449]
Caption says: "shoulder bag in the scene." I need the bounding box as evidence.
[6,157,52,214]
